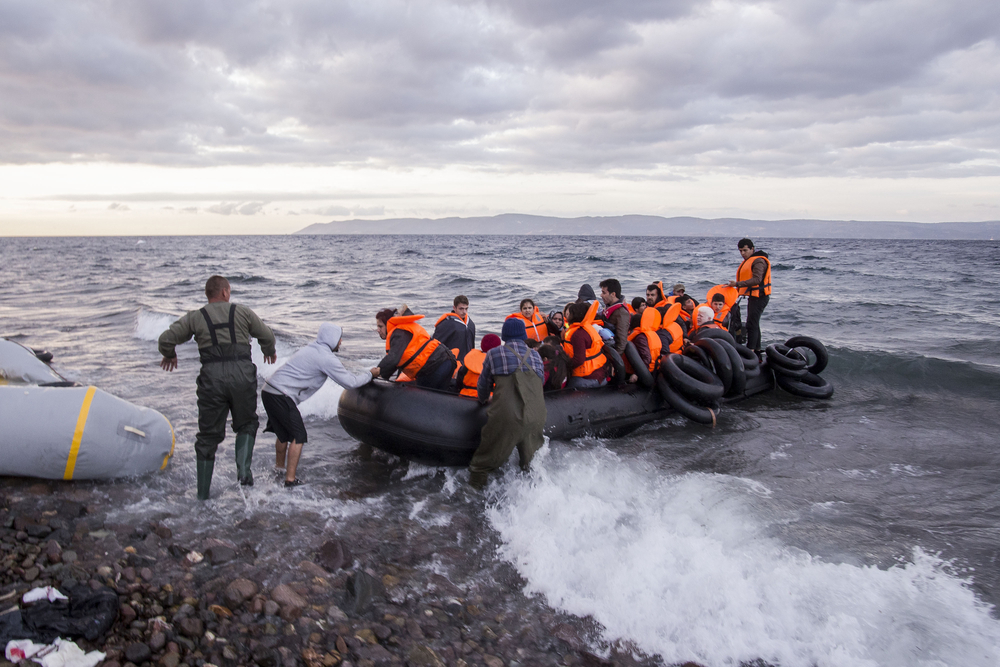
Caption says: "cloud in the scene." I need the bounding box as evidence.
[207,201,267,215]
[0,0,997,179]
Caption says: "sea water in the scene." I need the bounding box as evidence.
[2,234,1000,666]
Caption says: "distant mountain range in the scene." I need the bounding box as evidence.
[296,214,1000,239]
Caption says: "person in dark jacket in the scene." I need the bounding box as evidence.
[371,305,456,390]
[468,318,546,489]
[432,295,476,362]
[599,278,630,355]
[538,335,569,391]
[728,238,772,355]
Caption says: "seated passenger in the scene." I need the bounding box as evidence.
[645,282,668,310]
[626,306,662,381]
[562,301,608,389]
[371,305,457,390]
[456,334,501,398]
[655,302,685,355]
[432,295,476,362]
[538,335,569,391]
[506,298,548,342]
[668,283,686,298]
[676,294,698,332]
[705,285,739,331]
[629,297,647,332]
[692,306,722,332]
[544,310,565,339]
[599,278,630,356]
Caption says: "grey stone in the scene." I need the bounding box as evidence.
[223,578,258,607]
[270,584,306,610]
[317,539,351,572]
[205,545,236,566]
[177,617,204,638]
[125,642,152,664]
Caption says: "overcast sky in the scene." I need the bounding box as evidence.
[2,0,999,234]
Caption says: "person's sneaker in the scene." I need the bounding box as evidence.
[284,478,304,488]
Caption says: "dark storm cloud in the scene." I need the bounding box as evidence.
[1,0,998,176]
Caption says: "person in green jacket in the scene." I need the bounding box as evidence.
[158,275,276,500]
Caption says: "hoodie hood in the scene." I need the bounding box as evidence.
[577,283,598,302]
[317,322,343,351]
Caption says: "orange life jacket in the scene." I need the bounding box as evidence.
[705,285,738,328]
[562,301,607,377]
[386,314,442,380]
[737,253,772,297]
[658,302,685,354]
[458,349,486,398]
[434,311,470,328]
[506,307,547,342]
[627,307,662,372]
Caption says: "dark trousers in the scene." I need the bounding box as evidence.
[195,360,259,460]
[746,295,769,352]
[416,359,457,391]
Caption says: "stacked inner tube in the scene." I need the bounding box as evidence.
[656,351,724,426]
[766,336,834,399]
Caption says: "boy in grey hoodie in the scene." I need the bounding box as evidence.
[262,323,372,487]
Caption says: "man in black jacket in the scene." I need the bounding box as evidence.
[432,295,476,362]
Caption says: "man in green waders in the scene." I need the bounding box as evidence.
[158,275,276,500]
[469,318,547,489]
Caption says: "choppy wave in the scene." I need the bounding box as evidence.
[489,447,1000,667]
[134,309,177,341]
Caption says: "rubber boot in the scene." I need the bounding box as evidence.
[196,459,214,500]
[468,470,488,490]
[235,433,255,487]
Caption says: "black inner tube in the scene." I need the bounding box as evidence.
[692,338,733,395]
[656,374,717,426]
[662,353,725,402]
[775,370,834,399]
[784,335,830,374]
[690,327,737,347]
[624,341,654,388]
[602,343,626,385]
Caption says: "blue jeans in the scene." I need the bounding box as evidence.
[566,376,607,390]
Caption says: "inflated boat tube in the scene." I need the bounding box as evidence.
[765,344,809,378]
[0,339,67,385]
[784,336,829,375]
[662,353,725,403]
[775,371,834,399]
[0,385,175,479]
[692,338,733,395]
[624,341,654,388]
[690,328,737,347]
[656,375,716,426]
[602,344,627,385]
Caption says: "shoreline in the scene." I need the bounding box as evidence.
[1,479,677,667]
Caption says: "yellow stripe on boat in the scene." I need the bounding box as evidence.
[63,385,96,480]
[161,415,175,470]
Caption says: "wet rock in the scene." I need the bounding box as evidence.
[271,584,307,611]
[253,645,278,667]
[150,631,167,651]
[140,567,154,581]
[297,559,330,579]
[483,655,503,667]
[23,566,39,582]
[154,524,173,540]
[25,524,52,538]
[317,539,350,572]
[45,539,63,564]
[177,616,204,638]
[224,578,259,607]
[356,643,393,664]
[326,605,348,622]
[407,645,445,666]
[264,600,280,617]
[125,642,152,664]
[62,550,77,563]
[160,653,181,667]
[342,571,377,617]
[205,545,236,566]
[355,628,377,644]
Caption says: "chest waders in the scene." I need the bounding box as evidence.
[195,304,259,499]
[469,345,546,489]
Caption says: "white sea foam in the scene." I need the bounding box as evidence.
[488,447,1000,667]
[134,309,178,342]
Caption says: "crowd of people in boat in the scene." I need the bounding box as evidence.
[371,236,772,398]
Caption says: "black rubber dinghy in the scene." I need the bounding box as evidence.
[337,369,775,467]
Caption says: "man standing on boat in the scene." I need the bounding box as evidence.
[432,295,476,362]
[158,275,276,500]
[468,318,546,489]
[728,238,772,357]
